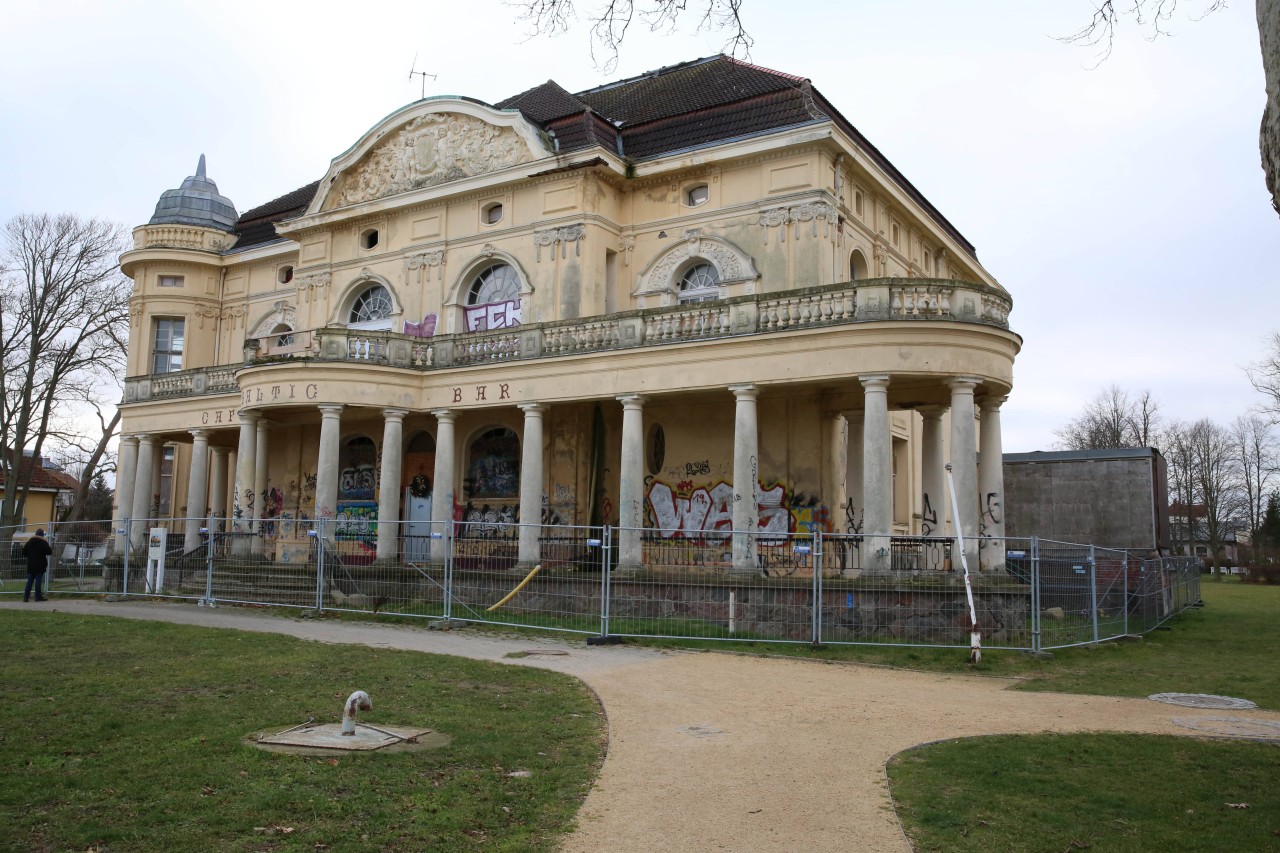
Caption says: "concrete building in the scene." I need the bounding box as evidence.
[1002,448,1171,554]
[113,55,1020,573]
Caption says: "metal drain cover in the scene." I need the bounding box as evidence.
[1172,716,1280,741]
[1148,692,1257,710]
[257,723,433,751]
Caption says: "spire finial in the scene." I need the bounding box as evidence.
[196,154,207,179]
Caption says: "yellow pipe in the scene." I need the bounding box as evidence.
[486,564,543,611]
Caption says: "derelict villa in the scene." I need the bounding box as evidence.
[113,55,1020,576]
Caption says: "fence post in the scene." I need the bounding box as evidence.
[600,525,612,638]
[442,520,454,622]
[1030,536,1040,654]
[1089,544,1099,644]
[314,519,326,612]
[121,518,132,597]
[811,529,822,645]
[1123,554,1130,636]
[202,521,216,607]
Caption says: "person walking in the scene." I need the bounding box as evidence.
[22,529,53,602]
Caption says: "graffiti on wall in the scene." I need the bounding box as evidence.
[336,501,378,540]
[645,479,828,541]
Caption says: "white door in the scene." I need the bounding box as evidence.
[404,489,432,561]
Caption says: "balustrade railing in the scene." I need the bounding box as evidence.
[131,278,1013,400]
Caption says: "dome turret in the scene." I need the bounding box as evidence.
[148,155,238,232]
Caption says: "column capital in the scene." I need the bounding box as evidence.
[430,408,456,423]
[728,383,758,400]
[616,394,648,408]
[979,394,1008,411]
[255,417,273,430]
[137,434,160,447]
[947,376,982,392]
[189,428,211,440]
[318,404,344,418]
[119,434,140,446]
[210,444,229,457]
[859,373,890,390]
[382,407,409,421]
[917,404,947,421]
[238,410,261,425]
[518,402,546,415]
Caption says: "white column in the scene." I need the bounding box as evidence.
[314,405,344,541]
[617,394,647,571]
[729,384,759,573]
[252,418,271,551]
[517,403,546,568]
[860,375,892,573]
[979,395,1008,571]
[209,446,229,533]
[231,412,258,556]
[919,406,947,538]
[129,436,159,551]
[948,377,981,572]
[184,429,211,551]
[430,410,456,563]
[113,435,140,554]
[226,450,237,521]
[376,408,407,561]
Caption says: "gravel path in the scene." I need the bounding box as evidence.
[6,598,1277,852]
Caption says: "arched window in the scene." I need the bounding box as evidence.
[269,323,294,349]
[677,263,720,304]
[465,264,523,331]
[349,285,393,328]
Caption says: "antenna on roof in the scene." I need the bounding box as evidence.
[408,52,437,100]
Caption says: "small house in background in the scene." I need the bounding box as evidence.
[1002,448,1170,555]
[0,452,80,534]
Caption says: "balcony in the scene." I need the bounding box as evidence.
[123,278,1013,403]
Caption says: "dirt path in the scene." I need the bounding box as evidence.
[5,599,1277,852]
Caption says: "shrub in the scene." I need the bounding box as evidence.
[1241,564,1280,584]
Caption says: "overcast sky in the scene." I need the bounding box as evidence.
[1,0,1274,453]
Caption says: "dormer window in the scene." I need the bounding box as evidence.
[360,228,379,250]
[685,184,709,207]
[482,202,504,225]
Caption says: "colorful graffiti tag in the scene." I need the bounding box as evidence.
[646,480,795,540]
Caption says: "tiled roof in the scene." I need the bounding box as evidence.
[221,54,977,258]
[231,181,320,251]
[0,459,80,492]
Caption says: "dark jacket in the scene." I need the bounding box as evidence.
[22,535,52,573]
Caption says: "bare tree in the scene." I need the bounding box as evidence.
[1188,418,1245,573]
[1246,330,1280,416]
[1231,412,1277,550]
[0,213,130,532]
[512,0,752,70]
[1054,384,1161,450]
[1062,0,1280,216]
[1161,419,1198,555]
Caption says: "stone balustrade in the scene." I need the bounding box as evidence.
[125,278,1013,400]
[131,224,230,252]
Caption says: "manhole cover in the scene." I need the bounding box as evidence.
[1148,692,1257,710]
[1172,716,1280,741]
[251,723,445,754]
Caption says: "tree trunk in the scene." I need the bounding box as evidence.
[1261,0,1280,213]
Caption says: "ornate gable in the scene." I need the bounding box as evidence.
[316,102,549,212]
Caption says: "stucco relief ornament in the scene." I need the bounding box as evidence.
[480,243,499,259]
[619,236,635,266]
[294,271,332,304]
[193,303,221,329]
[697,240,743,280]
[759,207,790,244]
[335,113,536,207]
[534,224,586,261]
[405,249,445,283]
[791,202,838,240]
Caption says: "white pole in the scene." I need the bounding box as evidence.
[945,463,982,664]
[729,591,736,635]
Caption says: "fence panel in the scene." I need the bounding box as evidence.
[318,518,449,618]
[446,522,606,634]
[819,534,1032,650]
[602,527,819,643]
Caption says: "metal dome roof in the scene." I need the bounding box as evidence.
[148,154,238,232]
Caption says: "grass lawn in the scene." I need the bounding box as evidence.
[0,611,605,852]
[888,733,1280,852]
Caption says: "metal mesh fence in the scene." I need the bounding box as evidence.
[5,519,1205,653]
